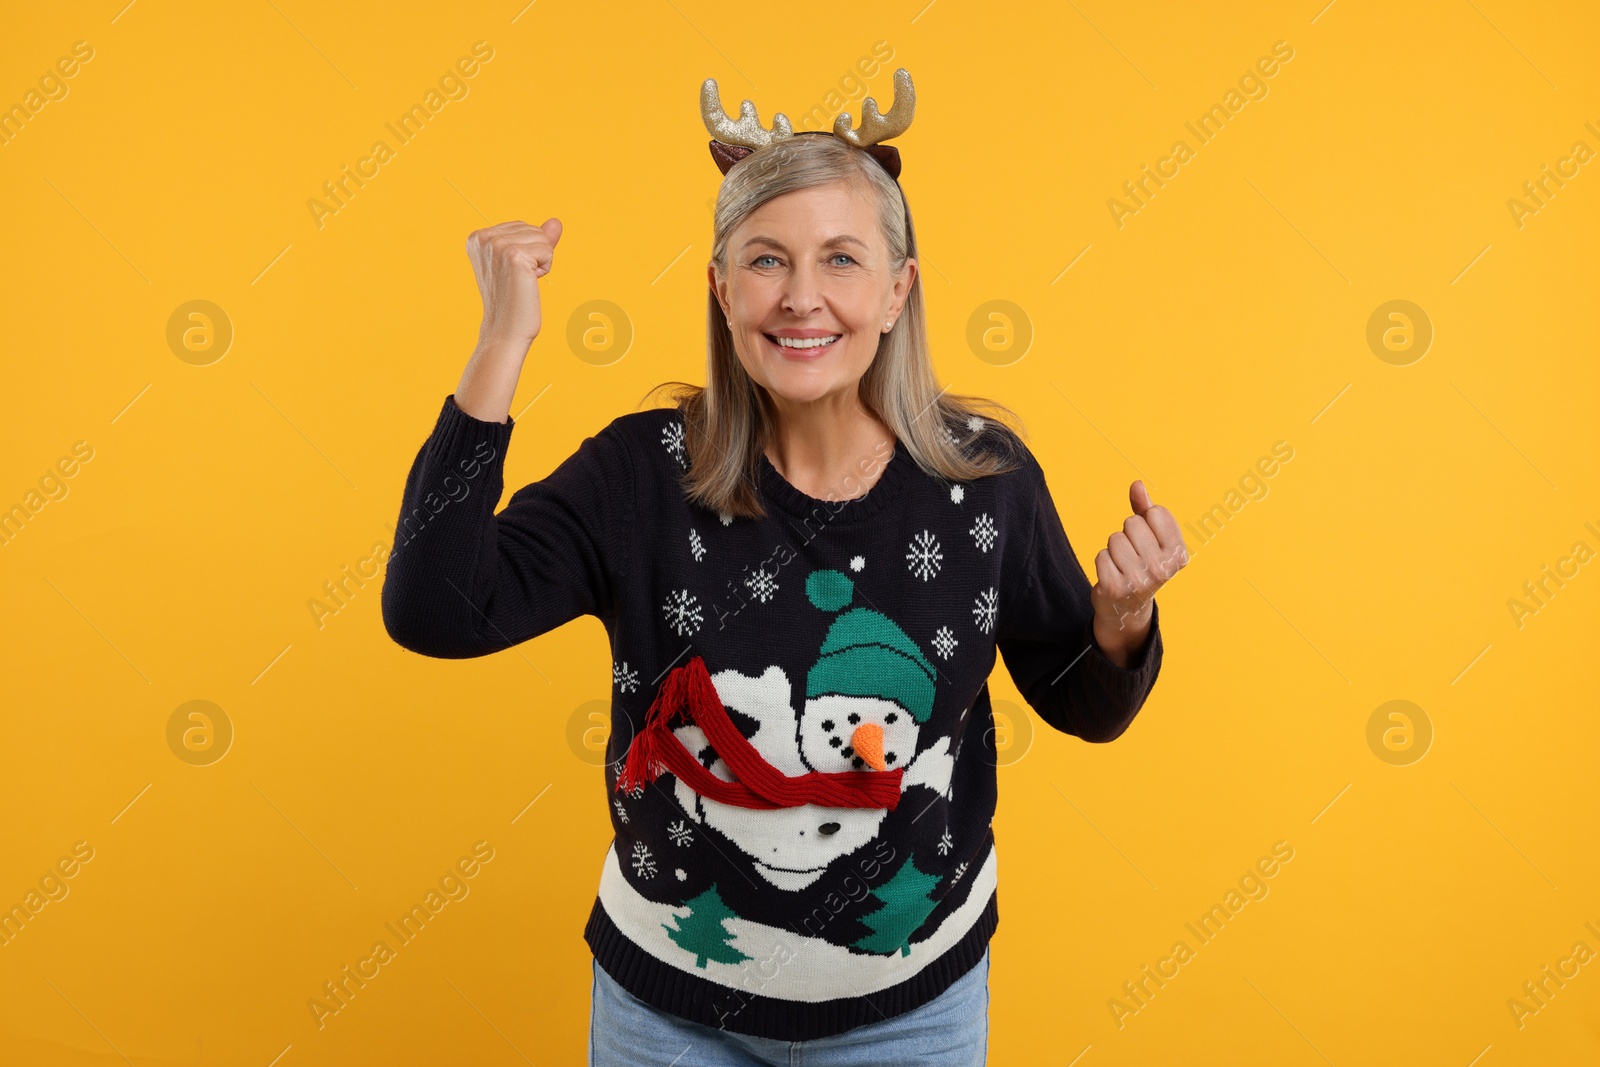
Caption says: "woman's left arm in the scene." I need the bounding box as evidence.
[996,459,1187,743]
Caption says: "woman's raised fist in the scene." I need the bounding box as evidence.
[466,218,562,350]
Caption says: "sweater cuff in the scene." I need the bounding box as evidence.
[1085,598,1161,676]
[428,393,515,463]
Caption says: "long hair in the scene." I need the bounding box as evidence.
[643,132,1027,520]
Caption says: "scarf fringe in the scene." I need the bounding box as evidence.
[614,656,692,794]
[614,655,903,810]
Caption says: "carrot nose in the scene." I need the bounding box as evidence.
[851,722,886,770]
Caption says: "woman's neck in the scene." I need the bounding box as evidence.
[764,396,898,502]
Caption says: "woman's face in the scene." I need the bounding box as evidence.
[710,179,916,409]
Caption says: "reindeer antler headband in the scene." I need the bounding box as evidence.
[701,68,915,180]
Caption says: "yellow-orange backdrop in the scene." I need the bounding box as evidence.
[1,1,1596,1064]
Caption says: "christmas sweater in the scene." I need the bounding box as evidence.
[381,393,1164,1041]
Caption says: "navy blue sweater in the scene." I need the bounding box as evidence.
[381,393,1163,1040]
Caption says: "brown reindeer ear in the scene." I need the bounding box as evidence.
[863,144,902,180]
[709,140,755,175]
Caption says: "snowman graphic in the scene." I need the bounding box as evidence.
[631,567,955,891]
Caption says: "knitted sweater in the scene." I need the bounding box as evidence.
[381,393,1164,1041]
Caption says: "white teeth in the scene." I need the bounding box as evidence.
[769,334,841,349]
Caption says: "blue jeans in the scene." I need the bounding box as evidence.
[588,947,990,1066]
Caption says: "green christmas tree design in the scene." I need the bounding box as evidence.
[663,883,754,969]
[852,852,942,957]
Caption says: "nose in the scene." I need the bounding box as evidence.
[818,822,840,836]
[780,260,825,316]
[851,722,886,771]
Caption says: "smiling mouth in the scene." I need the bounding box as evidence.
[764,333,842,353]
[756,857,828,875]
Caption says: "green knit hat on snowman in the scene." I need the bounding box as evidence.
[804,568,937,724]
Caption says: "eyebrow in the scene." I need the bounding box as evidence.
[740,235,868,253]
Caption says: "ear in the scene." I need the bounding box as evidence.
[889,256,917,317]
[707,259,730,318]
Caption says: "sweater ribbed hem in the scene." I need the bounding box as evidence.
[583,888,999,1041]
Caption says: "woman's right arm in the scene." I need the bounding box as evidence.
[380,219,635,657]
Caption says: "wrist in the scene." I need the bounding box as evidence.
[473,332,534,361]
[1093,605,1153,669]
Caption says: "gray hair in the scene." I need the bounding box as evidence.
[644,132,1026,519]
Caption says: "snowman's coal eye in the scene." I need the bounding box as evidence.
[820,719,835,731]
[885,712,898,723]
[847,712,860,725]
[829,736,842,748]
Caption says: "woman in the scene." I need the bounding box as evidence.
[381,69,1186,1066]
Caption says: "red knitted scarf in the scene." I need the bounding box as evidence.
[615,655,903,810]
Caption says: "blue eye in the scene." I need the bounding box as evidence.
[831,253,856,266]
[752,254,779,267]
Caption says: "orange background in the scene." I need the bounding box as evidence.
[1,1,1596,1063]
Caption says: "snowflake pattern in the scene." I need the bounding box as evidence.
[950,484,965,505]
[613,660,639,693]
[631,842,657,879]
[668,820,694,847]
[718,511,733,526]
[662,589,704,636]
[969,513,998,553]
[931,625,958,660]
[906,530,943,581]
[744,567,779,604]
[950,860,969,885]
[972,587,998,634]
[661,421,687,467]
[937,828,953,856]
[613,799,629,824]
[849,555,866,572]
[688,528,706,562]
[675,868,687,881]
[942,424,960,447]
[967,416,985,433]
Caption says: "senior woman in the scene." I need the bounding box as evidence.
[381,69,1186,1067]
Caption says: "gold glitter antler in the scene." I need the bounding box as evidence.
[700,78,794,147]
[832,68,915,148]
